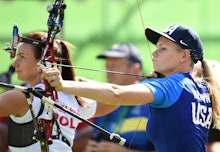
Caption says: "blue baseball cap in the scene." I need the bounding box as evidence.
[97,43,143,66]
[145,24,203,63]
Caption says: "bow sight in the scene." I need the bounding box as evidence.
[3,25,44,59]
[4,25,19,59]
[3,0,66,60]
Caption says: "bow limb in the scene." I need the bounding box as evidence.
[136,0,152,62]
[40,0,66,102]
[35,0,66,150]
[123,1,153,150]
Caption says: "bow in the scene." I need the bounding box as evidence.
[3,1,67,101]
[40,0,66,102]
[2,1,151,150]
[3,1,66,151]
[36,0,66,151]
[40,2,150,149]
[136,0,152,60]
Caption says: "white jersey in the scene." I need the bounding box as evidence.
[9,84,97,152]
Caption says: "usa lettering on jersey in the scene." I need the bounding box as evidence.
[191,89,212,129]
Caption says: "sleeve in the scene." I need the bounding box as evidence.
[80,100,97,120]
[141,73,185,108]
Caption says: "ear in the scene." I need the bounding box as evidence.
[132,63,142,74]
[37,66,43,75]
[180,49,191,62]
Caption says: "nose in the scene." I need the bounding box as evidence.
[152,49,158,58]
[107,67,113,72]
[12,59,18,69]
[106,65,114,71]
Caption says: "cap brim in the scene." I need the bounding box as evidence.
[97,50,128,59]
[145,28,176,45]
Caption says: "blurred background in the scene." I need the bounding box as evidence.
[0,0,219,86]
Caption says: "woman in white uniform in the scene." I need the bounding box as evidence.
[0,31,117,152]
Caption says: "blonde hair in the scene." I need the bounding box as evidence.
[199,59,220,129]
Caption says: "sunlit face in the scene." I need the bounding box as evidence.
[105,57,136,85]
[12,43,41,86]
[152,36,183,76]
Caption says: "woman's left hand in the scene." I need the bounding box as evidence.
[42,68,63,91]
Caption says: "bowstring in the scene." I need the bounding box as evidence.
[42,62,146,78]
[126,1,152,151]
[136,0,152,61]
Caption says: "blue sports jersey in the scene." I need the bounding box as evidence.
[142,73,212,152]
[91,105,154,151]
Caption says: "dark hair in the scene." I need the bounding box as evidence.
[23,32,75,81]
[23,32,88,107]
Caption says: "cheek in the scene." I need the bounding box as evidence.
[156,55,177,69]
[165,57,180,69]
[163,52,180,63]
[25,60,36,68]
[24,60,39,73]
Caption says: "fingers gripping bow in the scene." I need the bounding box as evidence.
[40,0,66,102]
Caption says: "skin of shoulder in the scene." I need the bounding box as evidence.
[0,90,29,117]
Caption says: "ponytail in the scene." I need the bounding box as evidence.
[201,59,220,129]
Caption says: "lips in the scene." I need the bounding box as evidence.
[152,60,157,68]
[15,70,21,74]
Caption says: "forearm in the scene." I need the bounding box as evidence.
[44,69,153,105]
[59,80,120,105]
[56,80,153,106]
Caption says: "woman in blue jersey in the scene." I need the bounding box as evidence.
[43,23,220,152]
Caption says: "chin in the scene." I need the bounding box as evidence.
[153,67,159,72]
[17,76,23,81]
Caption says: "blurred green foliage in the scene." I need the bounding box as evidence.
[0,0,219,91]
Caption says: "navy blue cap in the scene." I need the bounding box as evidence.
[97,43,142,66]
[145,24,203,63]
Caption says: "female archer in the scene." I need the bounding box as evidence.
[43,23,220,152]
[0,31,118,152]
